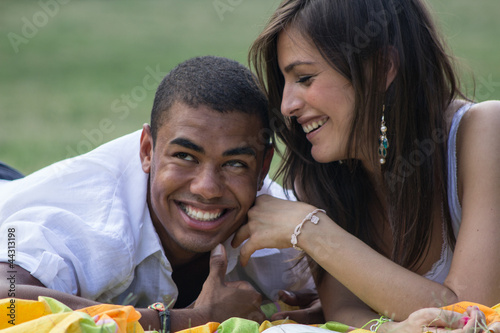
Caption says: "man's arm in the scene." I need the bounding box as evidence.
[0,263,162,330]
[1,245,266,331]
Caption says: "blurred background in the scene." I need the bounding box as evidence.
[1,0,500,176]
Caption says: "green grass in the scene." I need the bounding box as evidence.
[1,0,499,175]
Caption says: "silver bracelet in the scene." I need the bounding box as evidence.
[290,208,326,251]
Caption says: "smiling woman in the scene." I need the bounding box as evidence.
[231,0,500,331]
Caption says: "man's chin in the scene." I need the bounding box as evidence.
[177,237,221,254]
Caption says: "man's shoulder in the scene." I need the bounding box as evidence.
[257,176,296,201]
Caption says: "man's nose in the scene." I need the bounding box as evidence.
[190,166,224,200]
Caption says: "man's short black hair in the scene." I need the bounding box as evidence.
[150,56,270,146]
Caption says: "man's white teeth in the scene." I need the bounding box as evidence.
[182,203,223,221]
[303,119,327,134]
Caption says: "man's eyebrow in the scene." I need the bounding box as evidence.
[169,138,204,153]
[223,146,256,157]
[283,60,316,74]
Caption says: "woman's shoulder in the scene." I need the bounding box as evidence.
[455,99,500,194]
[444,99,500,133]
[459,100,500,136]
[467,100,500,117]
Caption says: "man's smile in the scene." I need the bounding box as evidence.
[177,201,228,222]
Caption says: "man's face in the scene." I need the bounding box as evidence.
[140,102,272,263]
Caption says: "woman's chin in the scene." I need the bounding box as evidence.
[311,148,338,164]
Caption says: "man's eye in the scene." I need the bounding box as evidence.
[174,152,195,161]
[224,160,246,168]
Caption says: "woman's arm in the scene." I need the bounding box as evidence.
[318,271,379,327]
[234,196,458,319]
[300,215,459,320]
[443,101,500,304]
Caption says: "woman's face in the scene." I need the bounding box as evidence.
[277,27,356,163]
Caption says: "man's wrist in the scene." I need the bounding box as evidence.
[148,302,171,332]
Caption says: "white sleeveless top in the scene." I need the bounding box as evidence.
[422,103,473,283]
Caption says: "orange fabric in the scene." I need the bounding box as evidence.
[441,301,500,325]
[76,303,144,333]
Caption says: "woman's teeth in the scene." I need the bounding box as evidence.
[303,119,327,134]
[180,203,224,221]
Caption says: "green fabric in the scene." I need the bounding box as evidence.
[319,321,353,332]
[217,317,260,333]
[40,296,73,313]
[260,302,279,319]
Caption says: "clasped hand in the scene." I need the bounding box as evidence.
[232,194,317,266]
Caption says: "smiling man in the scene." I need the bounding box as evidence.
[0,56,314,331]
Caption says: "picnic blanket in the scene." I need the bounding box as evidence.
[0,297,143,333]
[1,297,499,333]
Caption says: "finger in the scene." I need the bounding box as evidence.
[247,308,267,323]
[231,223,250,248]
[463,307,487,332]
[239,240,257,267]
[278,289,318,307]
[487,322,500,333]
[278,290,299,306]
[410,308,466,329]
[207,243,227,286]
[226,280,258,291]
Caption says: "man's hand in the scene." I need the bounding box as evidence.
[271,290,324,324]
[193,244,266,323]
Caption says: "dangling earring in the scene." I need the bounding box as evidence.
[378,105,389,165]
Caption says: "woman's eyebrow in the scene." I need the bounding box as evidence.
[283,60,315,73]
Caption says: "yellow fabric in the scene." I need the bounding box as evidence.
[175,322,220,333]
[0,297,144,333]
[1,297,55,329]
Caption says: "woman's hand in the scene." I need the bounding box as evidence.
[380,306,498,333]
[232,194,316,266]
[271,289,324,325]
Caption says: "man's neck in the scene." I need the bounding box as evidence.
[171,252,210,308]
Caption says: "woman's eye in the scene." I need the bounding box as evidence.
[174,152,195,161]
[296,75,313,84]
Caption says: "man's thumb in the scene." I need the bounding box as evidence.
[208,243,227,283]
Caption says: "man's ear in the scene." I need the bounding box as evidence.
[140,123,153,174]
[258,145,274,190]
[385,46,399,90]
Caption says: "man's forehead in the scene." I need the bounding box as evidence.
[156,103,268,153]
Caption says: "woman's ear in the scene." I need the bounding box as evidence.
[386,46,399,90]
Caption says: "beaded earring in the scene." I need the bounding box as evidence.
[378,105,389,164]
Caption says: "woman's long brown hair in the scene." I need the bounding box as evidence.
[249,0,467,278]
